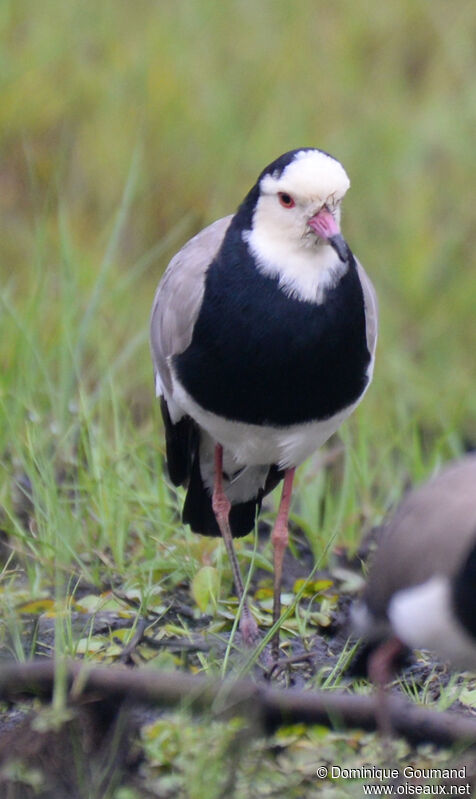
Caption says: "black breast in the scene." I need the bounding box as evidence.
[452,541,476,640]
[174,232,371,427]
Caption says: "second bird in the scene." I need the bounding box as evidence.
[150,148,378,655]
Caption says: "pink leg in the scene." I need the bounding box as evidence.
[271,468,295,659]
[368,636,405,739]
[212,444,258,646]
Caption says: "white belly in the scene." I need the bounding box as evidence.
[169,376,364,470]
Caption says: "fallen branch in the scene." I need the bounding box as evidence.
[0,659,475,747]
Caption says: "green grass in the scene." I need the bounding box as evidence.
[1,0,476,795]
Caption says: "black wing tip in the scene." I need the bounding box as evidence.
[160,397,198,486]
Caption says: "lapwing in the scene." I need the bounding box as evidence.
[354,454,476,687]
[150,148,378,655]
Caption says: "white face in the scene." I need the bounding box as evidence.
[253,149,350,249]
[244,150,351,303]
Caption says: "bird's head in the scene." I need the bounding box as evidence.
[243,149,351,268]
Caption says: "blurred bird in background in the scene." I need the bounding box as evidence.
[354,454,476,679]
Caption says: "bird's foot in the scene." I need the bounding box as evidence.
[368,636,404,741]
[265,651,313,682]
[239,610,260,647]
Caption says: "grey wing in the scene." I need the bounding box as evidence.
[356,259,378,359]
[150,215,233,398]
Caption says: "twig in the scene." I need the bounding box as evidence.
[0,660,475,747]
[265,652,314,680]
[141,635,210,653]
[118,617,149,664]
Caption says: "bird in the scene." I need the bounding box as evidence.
[150,147,378,656]
[353,454,476,684]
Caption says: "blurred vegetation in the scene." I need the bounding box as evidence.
[1,0,475,608]
[1,0,475,555]
[0,1,476,793]
[2,0,475,426]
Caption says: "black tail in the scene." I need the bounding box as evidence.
[183,450,260,538]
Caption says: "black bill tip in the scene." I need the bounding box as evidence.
[328,233,349,263]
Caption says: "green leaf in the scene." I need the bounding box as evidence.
[459,688,476,708]
[293,578,334,597]
[17,599,56,614]
[191,566,220,613]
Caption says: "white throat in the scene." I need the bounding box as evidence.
[243,226,347,304]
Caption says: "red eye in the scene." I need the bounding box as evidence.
[278,192,295,208]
